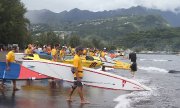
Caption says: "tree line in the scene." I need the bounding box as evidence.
[0,0,30,48]
[0,0,179,52]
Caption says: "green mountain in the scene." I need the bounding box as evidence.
[28,8,180,51]
[69,15,169,40]
[30,14,180,52]
[120,28,180,52]
[25,6,180,27]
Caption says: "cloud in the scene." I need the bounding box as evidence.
[21,0,180,12]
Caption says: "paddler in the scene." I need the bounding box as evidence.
[47,44,52,55]
[100,48,107,61]
[59,46,66,61]
[71,48,75,56]
[24,44,32,55]
[129,51,137,77]
[100,48,107,71]
[67,47,90,104]
[0,46,19,91]
[51,44,59,62]
[83,48,87,55]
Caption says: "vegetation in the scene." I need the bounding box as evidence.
[30,15,180,52]
[0,0,29,48]
[0,2,179,52]
[120,27,180,52]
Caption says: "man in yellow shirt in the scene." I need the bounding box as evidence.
[100,48,107,61]
[59,47,66,61]
[51,44,59,62]
[0,46,19,91]
[71,48,75,56]
[24,44,32,55]
[83,48,87,55]
[67,47,89,104]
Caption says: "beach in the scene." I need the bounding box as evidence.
[0,51,129,108]
[0,51,180,108]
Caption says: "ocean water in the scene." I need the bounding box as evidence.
[114,54,180,108]
[0,52,180,108]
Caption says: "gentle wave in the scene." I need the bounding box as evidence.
[138,66,168,73]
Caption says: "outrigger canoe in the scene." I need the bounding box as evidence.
[34,50,131,70]
[21,54,102,68]
[15,52,131,71]
[83,55,130,70]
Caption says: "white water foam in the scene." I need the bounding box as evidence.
[138,66,168,73]
[114,78,157,108]
[114,94,131,108]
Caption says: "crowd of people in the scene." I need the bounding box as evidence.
[23,44,109,62]
[0,43,137,104]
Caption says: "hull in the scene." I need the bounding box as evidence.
[114,61,130,70]
[19,60,150,91]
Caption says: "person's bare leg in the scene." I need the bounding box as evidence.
[77,87,89,104]
[26,80,32,86]
[131,71,135,78]
[0,80,5,90]
[13,80,19,91]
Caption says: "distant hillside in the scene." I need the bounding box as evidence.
[29,14,180,51]
[119,27,180,51]
[30,14,169,39]
[25,6,180,27]
[70,15,169,40]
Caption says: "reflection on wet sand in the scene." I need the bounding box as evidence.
[0,90,17,107]
[67,101,85,108]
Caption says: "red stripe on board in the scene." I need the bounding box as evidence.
[19,65,50,79]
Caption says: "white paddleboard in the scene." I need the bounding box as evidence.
[17,59,150,91]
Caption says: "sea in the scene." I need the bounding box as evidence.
[114,54,180,108]
[0,52,180,108]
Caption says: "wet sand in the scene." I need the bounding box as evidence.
[0,51,130,108]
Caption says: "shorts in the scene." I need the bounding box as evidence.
[130,62,137,71]
[74,77,83,87]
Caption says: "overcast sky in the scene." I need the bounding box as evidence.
[21,0,180,13]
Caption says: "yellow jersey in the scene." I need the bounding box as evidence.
[51,48,57,61]
[83,49,87,55]
[73,54,83,77]
[6,51,15,62]
[59,49,65,57]
[100,51,106,57]
[51,48,57,56]
[25,48,32,54]
[71,48,75,55]
[89,51,95,56]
